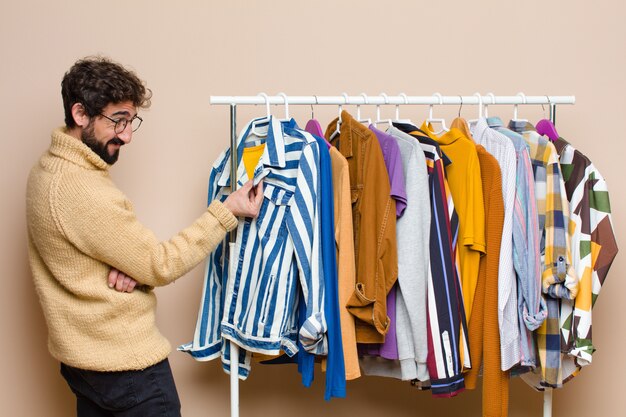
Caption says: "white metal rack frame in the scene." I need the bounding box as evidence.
[210,94,574,417]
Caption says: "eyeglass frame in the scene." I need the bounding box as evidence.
[99,113,143,134]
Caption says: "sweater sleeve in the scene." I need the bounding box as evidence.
[52,171,237,287]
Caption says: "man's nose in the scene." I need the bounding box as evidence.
[117,124,132,144]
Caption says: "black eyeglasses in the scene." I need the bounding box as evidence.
[99,113,143,134]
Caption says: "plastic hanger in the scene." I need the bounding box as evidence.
[536,120,559,141]
[468,92,484,126]
[329,92,348,141]
[536,96,560,141]
[483,92,496,118]
[250,92,271,138]
[357,93,372,125]
[392,92,413,125]
[374,93,393,127]
[511,92,528,122]
[425,92,449,134]
[277,92,290,122]
[304,95,330,148]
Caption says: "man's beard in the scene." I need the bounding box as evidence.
[81,122,124,165]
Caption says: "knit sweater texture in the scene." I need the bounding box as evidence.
[466,145,510,417]
[26,128,237,371]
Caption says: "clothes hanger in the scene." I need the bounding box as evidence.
[451,95,464,123]
[483,92,496,118]
[305,95,324,136]
[452,95,465,124]
[277,92,290,122]
[357,93,372,125]
[392,92,413,125]
[374,93,393,127]
[451,95,474,139]
[250,92,271,138]
[424,92,449,134]
[536,95,560,141]
[511,92,528,122]
[329,92,348,140]
[467,92,484,125]
[304,95,330,147]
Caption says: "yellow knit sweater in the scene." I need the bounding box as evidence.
[26,128,238,371]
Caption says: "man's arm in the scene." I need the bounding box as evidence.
[54,173,262,288]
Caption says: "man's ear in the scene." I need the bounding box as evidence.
[71,103,90,128]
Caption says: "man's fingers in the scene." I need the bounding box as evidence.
[126,279,137,293]
[115,272,126,291]
[241,179,253,192]
[108,268,139,293]
[108,269,119,288]
[121,276,132,292]
[253,181,264,205]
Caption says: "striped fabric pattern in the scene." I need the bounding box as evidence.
[180,116,326,378]
[469,118,520,371]
[389,124,468,397]
[387,128,431,382]
[420,123,487,330]
[428,140,470,397]
[487,117,546,369]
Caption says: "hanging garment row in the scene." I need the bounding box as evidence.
[179,103,617,417]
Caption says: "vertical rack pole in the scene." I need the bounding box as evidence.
[550,103,557,126]
[229,104,240,417]
[543,102,557,417]
[543,389,553,417]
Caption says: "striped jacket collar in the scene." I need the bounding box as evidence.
[217,115,287,188]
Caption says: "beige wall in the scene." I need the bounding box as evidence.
[2,1,624,416]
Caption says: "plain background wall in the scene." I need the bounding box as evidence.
[2,1,624,416]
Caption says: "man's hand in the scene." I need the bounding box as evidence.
[108,268,138,293]
[223,180,264,218]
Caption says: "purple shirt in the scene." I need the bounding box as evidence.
[381,286,398,358]
[369,125,407,217]
[358,125,407,360]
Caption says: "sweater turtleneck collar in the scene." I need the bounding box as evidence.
[49,127,111,171]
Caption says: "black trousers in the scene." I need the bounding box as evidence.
[60,358,182,417]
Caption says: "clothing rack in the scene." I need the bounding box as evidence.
[210,93,575,417]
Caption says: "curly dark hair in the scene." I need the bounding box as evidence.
[61,56,152,128]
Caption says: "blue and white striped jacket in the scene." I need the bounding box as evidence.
[180,116,327,378]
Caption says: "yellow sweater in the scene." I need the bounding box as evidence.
[26,128,237,371]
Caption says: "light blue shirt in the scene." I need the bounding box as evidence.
[487,117,546,369]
